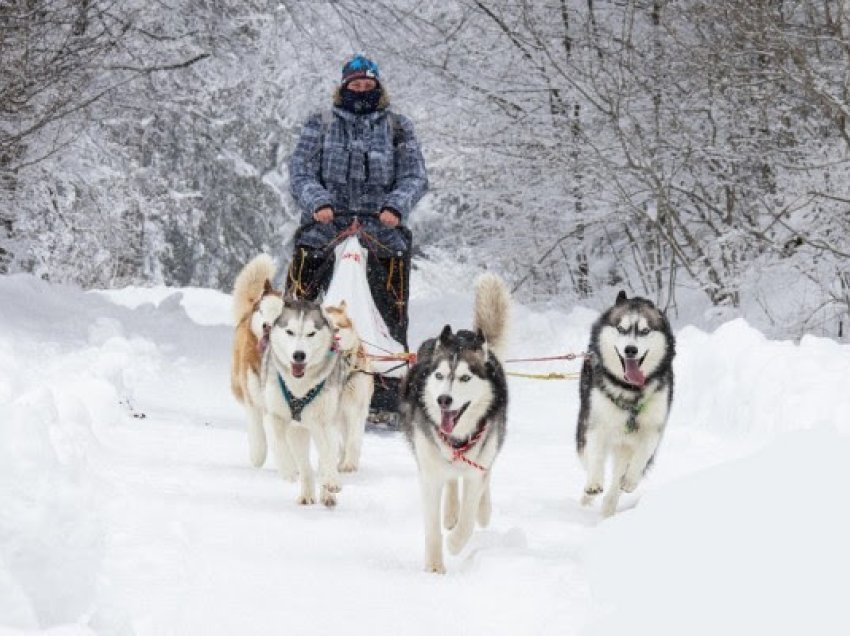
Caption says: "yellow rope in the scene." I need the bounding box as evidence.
[287,248,308,297]
[397,259,405,308]
[385,257,406,324]
[506,371,582,381]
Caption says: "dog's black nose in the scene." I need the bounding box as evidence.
[437,394,453,409]
[293,350,306,363]
[624,345,638,358]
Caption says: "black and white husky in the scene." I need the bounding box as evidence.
[262,298,345,507]
[401,274,510,573]
[576,291,676,517]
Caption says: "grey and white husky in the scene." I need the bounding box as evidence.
[401,274,510,573]
[577,290,676,517]
[262,298,345,507]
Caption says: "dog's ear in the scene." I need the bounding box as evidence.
[616,290,628,305]
[472,328,490,358]
[481,328,493,361]
[474,328,486,348]
[318,303,334,327]
[438,325,453,347]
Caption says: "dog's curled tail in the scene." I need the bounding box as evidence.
[232,254,276,324]
[473,273,511,359]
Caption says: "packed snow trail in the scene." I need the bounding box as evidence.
[1,273,849,636]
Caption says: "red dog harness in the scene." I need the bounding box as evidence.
[437,421,489,472]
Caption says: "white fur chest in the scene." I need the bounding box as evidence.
[589,384,670,444]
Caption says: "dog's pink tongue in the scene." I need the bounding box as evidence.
[291,362,306,378]
[624,358,646,387]
[440,410,457,434]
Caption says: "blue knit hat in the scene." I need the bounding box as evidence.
[341,54,380,85]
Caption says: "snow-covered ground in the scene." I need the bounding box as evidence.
[1,272,849,636]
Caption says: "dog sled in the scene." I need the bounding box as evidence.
[285,213,413,428]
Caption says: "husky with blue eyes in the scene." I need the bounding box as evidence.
[401,274,511,573]
[577,290,676,517]
[262,297,345,507]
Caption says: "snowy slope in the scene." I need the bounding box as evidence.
[1,273,849,636]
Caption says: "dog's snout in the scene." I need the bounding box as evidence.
[624,345,638,358]
[293,350,306,363]
[437,394,453,409]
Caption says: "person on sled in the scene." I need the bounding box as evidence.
[286,54,429,422]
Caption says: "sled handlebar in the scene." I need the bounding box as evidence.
[331,211,380,219]
[296,210,409,235]
[290,210,413,257]
[317,210,406,228]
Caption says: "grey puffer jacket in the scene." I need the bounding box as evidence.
[288,107,428,253]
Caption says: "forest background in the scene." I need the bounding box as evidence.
[2,0,849,339]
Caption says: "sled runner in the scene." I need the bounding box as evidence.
[285,213,413,428]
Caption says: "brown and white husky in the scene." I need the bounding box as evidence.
[231,254,288,468]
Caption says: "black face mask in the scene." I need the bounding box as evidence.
[340,87,382,114]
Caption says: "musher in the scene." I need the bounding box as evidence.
[286,54,429,421]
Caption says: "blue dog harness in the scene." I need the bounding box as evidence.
[277,374,326,422]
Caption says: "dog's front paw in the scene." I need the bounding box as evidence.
[582,484,603,506]
[320,487,337,508]
[296,494,316,505]
[425,560,446,575]
[584,483,603,496]
[338,460,358,473]
[320,466,342,493]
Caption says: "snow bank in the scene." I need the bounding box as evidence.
[91,286,231,327]
[674,319,850,437]
[0,382,106,630]
[0,277,164,632]
[584,428,850,636]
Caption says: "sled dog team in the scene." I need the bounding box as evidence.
[231,255,676,573]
